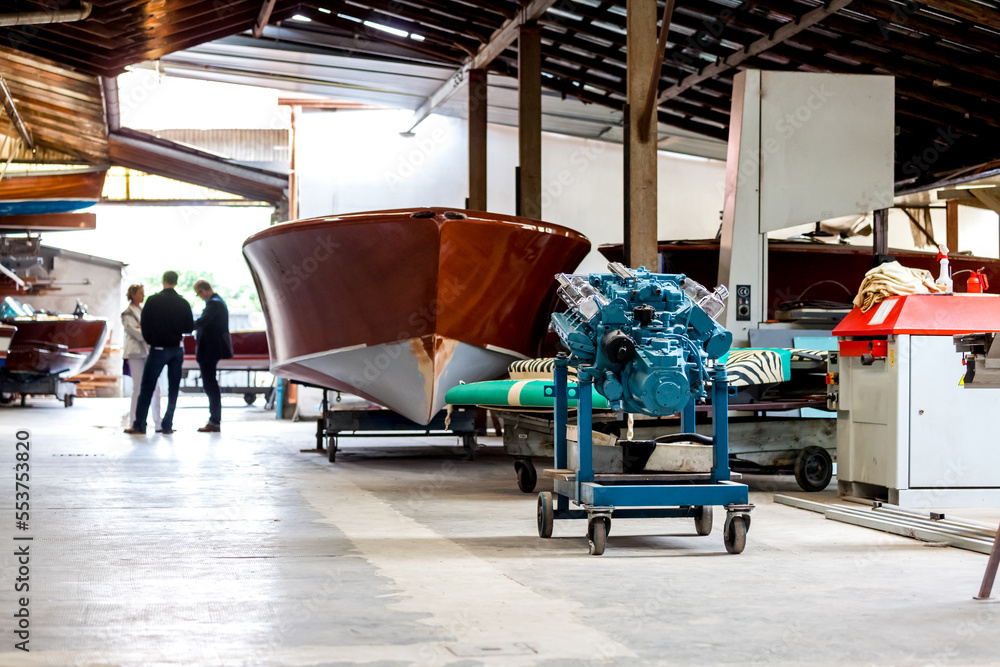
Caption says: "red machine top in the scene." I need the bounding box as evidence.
[834,294,1000,337]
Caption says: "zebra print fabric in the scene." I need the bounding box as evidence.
[724,349,787,387]
[509,358,578,380]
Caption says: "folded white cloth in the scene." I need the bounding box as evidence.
[853,261,947,312]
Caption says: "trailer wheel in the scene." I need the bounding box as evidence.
[515,459,537,493]
[537,492,554,538]
[327,437,338,463]
[244,392,256,405]
[694,506,713,535]
[794,446,833,492]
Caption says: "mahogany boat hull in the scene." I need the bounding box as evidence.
[243,208,590,424]
[0,168,107,216]
[599,240,1000,319]
[0,324,14,366]
[183,330,270,371]
[1,317,108,379]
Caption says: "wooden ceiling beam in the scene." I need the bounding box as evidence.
[406,0,558,131]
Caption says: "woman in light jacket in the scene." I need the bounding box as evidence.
[122,284,162,434]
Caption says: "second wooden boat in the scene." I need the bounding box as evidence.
[0,167,107,216]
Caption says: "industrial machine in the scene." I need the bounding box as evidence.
[834,294,1000,507]
[538,263,753,555]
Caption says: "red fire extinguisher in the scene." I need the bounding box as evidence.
[968,268,989,293]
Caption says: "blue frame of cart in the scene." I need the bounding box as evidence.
[537,354,754,555]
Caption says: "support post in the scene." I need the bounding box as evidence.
[711,364,731,483]
[554,354,568,471]
[681,396,695,434]
[468,68,488,212]
[873,208,891,266]
[976,523,1000,600]
[626,0,658,270]
[577,374,594,485]
[518,22,542,220]
[946,199,959,253]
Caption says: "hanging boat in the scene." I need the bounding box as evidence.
[0,167,107,216]
[243,208,590,424]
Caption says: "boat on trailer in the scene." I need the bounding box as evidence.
[243,208,590,424]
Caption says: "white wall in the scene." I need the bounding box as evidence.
[296,109,727,273]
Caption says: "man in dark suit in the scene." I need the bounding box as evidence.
[127,270,194,435]
[193,279,233,432]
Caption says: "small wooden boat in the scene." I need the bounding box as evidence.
[0,323,14,367]
[243,208,590,424]
[183,330,270,371]
[1,299,108,379]
[0,167,107,216]
[599,240,1000,319]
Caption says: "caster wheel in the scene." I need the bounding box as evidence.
[694,506,713,536]
[462,434,478,461]
[243,392,256,405]
[328,437,338,463]
[63,394,74,408]
[587,517,609,556]
[794,446,833,492]
[515,460,537,493]
[537,492,554,538]
[724,515,748,554]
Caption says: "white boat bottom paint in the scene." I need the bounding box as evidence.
[293,336,514,424]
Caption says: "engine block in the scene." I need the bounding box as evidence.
[551,262,732,416]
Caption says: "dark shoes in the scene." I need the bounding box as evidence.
[160,428,174,435]
[197,424,221,433]
[123,427,144,435]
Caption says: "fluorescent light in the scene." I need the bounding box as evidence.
[363,20,408,38]
[410,33,425,41]
[337,13,361,23]
[317,7,331,13]
[290,14,312,22]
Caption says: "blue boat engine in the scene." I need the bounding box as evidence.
[550,262,732,416]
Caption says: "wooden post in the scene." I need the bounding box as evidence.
[468,68,488,212]
[873,208,890,266]
[518,22,542,220]
[946,199,959,253]
[626,0,658,270]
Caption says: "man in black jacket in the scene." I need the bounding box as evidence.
[127,270,194,435]
[193,279,233,432]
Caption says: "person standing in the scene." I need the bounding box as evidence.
[129,270,194,435]
[122,284,163,434]
[193,279,233,433]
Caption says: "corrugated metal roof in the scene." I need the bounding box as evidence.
[160,38,728,161]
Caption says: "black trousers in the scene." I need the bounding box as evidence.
[199,358,221,425]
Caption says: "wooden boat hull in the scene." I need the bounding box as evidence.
[599,240,1000,319]
[183,330,270,371]
[2,317,108,378]
[0,324,14,367]
[0,168,107,215]
[243,208,590,424]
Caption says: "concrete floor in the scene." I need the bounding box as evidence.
[1,396,998,666]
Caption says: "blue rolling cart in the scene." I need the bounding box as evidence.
[537,355,754,556]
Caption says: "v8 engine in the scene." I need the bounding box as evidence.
[550,262,732,417]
